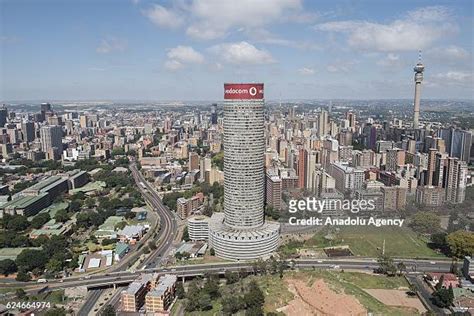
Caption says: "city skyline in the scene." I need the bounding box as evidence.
[1,0,473,101]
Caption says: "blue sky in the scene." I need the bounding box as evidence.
[1,0,472,101]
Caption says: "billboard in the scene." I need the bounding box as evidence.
[224,83,264,100]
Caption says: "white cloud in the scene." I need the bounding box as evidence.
[185,0,301,40]
[314,6,456,52]
[167,46,204,64]
[247,28,320,51]
[326,60,356,73]
[433,71,472,82]
[96,38,127,54]
[210,41,276,65]
[427,45,469,60]
[143,4,184,29]
[164,60,184,71]
[376,53,402,67]
[407,6,451,22]
[298,67,315,75]
[164,46,204,71]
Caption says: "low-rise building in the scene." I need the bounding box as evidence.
[145,274,177,313]
[0,193,50,218]
[187,216,210,241]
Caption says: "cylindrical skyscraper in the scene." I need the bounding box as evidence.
[413,55,424,129]
[208,83,280,260]
[223,83,265,229]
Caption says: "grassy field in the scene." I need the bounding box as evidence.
[305,226,443,258]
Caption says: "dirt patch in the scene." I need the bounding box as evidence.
[277,278,366,316]
[364,289,427,314]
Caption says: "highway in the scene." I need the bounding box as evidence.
[76,162,178,315]
[15,258,452,293]
[130,162,178,269]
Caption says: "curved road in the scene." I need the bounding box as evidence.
[77,163,178,315]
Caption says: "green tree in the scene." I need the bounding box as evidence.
[244,280,265,312]
[224,270,239,284]
[222,294,243,315]
[446,230,474,258]
[15,271,31,282]
[203,273,220,299]
[6,215,29,231]
[409,212,441,234]
[175,282,185,299]
[182,226,190,242]
[15,288,27,299]
[0,259,17,276]
[31,213,51,229]
[54,209,70,223]
[376,254,397,276]
[15,249,48,271]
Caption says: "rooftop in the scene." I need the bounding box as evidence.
[1,193,49,209]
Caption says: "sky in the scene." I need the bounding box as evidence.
[0,0,473,101]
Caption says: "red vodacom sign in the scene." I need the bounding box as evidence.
[224,83,264,100]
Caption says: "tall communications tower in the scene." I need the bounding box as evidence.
[413,51,425,129]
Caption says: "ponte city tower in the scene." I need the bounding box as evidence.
[413,53,425,129]
[208,83,280,260]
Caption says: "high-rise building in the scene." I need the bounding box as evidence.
[346,111,356,132]
[413,54,424,129]
[0,105,8,128]
[209,83,280,260]
[265,170,282,210]
[386,148,405,172]
[438,127,472,163]
[21,121,35,142]
[188,152,200,171]
[445,157,467,204]
[40,103,52,122]
[210,103,218,125]
[297,148,307,188]
[318,109,329,137]
[40,126,63,158]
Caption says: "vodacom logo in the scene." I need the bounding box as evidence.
[249,86,257,96]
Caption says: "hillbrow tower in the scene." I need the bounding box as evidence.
[208,83,280,260]
[413,52,425,129]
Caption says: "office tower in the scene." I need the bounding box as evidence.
[79,115,88,128]
[199,157,211,182]
[21,121,35,142]
[312,169,336,197]
[329,162,365,195]
[209,83,280,260]
[0,105,7,128]
[445,157,467,204]
[433,152,449,187]
[346,111,356,131]
[210,103,218,125]
[40,125,63,155]
[297,148,307,188]
[426,148,438,186]
[40,103,52,121]
[318,109,329,137]
[306,150,318,189]
[438,127,472,163]
[413,54,424,129]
